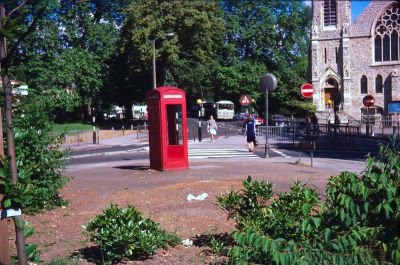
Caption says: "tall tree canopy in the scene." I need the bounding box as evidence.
[4,0,312,118]
[4,0,126,120]
[115,0,311,115]
[112,0,225,108]
[217,0,312,114]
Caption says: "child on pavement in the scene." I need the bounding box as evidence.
[207,115,218,142]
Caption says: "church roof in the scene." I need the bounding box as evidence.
[350,0,395,37]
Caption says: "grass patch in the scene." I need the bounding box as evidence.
[52,123,93,132]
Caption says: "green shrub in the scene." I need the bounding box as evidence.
[1,96,69,214]
[217,142,400,265]
[83,204,180,263]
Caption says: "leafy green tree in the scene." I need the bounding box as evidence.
[114,0,225,106]
[5,0,121,120]
[219,0,312,115]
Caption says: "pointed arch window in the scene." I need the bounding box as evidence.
[374,2,400,63]
[361,76,368,94]
[324,0,337,26]
[375,75,383,93]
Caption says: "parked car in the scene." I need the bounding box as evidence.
[270,115,288,127]
[253,113,265,126]
[233,113,247,121]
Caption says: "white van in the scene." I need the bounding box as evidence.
[132,105,147,120]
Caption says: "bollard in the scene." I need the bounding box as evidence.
[137,127,139,139]
[311,151,313,167]
[298,152,301,164]
[77,131,80,146]
[97,130,100,144]
[65,134,67,144]
[393,126,397,138]
[144,122,147,131]
[131,124,133,131]
[122,125,125,136]
[112,127,114,138]
[193,126,196,142]
[93,130,97,144]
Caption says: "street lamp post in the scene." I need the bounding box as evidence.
[196,99,203,142]
[152,32,174,89]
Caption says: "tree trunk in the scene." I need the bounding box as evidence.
[0,5,27,265]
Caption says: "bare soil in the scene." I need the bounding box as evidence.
[13,160,337,264]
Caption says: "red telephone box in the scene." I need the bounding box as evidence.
[146,86,188,170]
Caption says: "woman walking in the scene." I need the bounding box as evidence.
[245,115,256,152]
[207,115,218,142]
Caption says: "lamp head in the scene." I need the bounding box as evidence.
[166,32,174,37]
[196,99,203,105]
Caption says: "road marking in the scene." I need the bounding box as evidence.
[189,148,258,159]
[270,148,291,158]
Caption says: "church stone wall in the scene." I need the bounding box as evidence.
[311,0,399,120]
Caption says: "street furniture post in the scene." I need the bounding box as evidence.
[259,74,277,158]
[196,99,203,142]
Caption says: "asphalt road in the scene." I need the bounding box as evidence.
[66,119,392,167]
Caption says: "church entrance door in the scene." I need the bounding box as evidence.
[323,78,339,109]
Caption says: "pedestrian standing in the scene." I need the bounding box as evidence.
[245,116,256,152]
[207,115,218,142]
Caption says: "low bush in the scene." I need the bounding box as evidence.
[1,97,69,214]
[83,204,180,263]
[217,142,400,264]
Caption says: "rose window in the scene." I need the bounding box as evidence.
[374,2,400,62]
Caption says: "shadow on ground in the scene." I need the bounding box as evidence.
[75,246,149,264]
[113,165,150,171]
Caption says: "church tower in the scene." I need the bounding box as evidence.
[311,0,352,113]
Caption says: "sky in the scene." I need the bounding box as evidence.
[303,0,371,21]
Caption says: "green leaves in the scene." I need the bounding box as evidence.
[84,204,180,262]
[216,142,400,264]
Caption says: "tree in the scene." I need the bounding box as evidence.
[113,0,225,106]
[6,0,121,120]
[219,0,312,115]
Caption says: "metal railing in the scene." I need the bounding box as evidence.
[62,124,149,145]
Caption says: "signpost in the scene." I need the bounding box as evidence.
[363,95,375,136]
[196,99,203,142]
[239,94,252,107]
[259,73,277,158]
[300,84,313,98]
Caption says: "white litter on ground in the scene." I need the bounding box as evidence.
[187,193,208,201]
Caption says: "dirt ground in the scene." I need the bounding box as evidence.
[14,160,341,264]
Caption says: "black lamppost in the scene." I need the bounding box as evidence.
[196,99,203,142]
[152,32,174,89]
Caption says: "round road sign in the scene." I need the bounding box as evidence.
[259,73,277,95]
[363,95,375,108]
[301,84,313,98]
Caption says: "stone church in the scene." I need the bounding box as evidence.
[311,0,400,121]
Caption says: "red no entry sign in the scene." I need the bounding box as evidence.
[301,84,313,98]
[363,95,375,108]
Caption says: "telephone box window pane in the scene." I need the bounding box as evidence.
[166,104,183,145]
